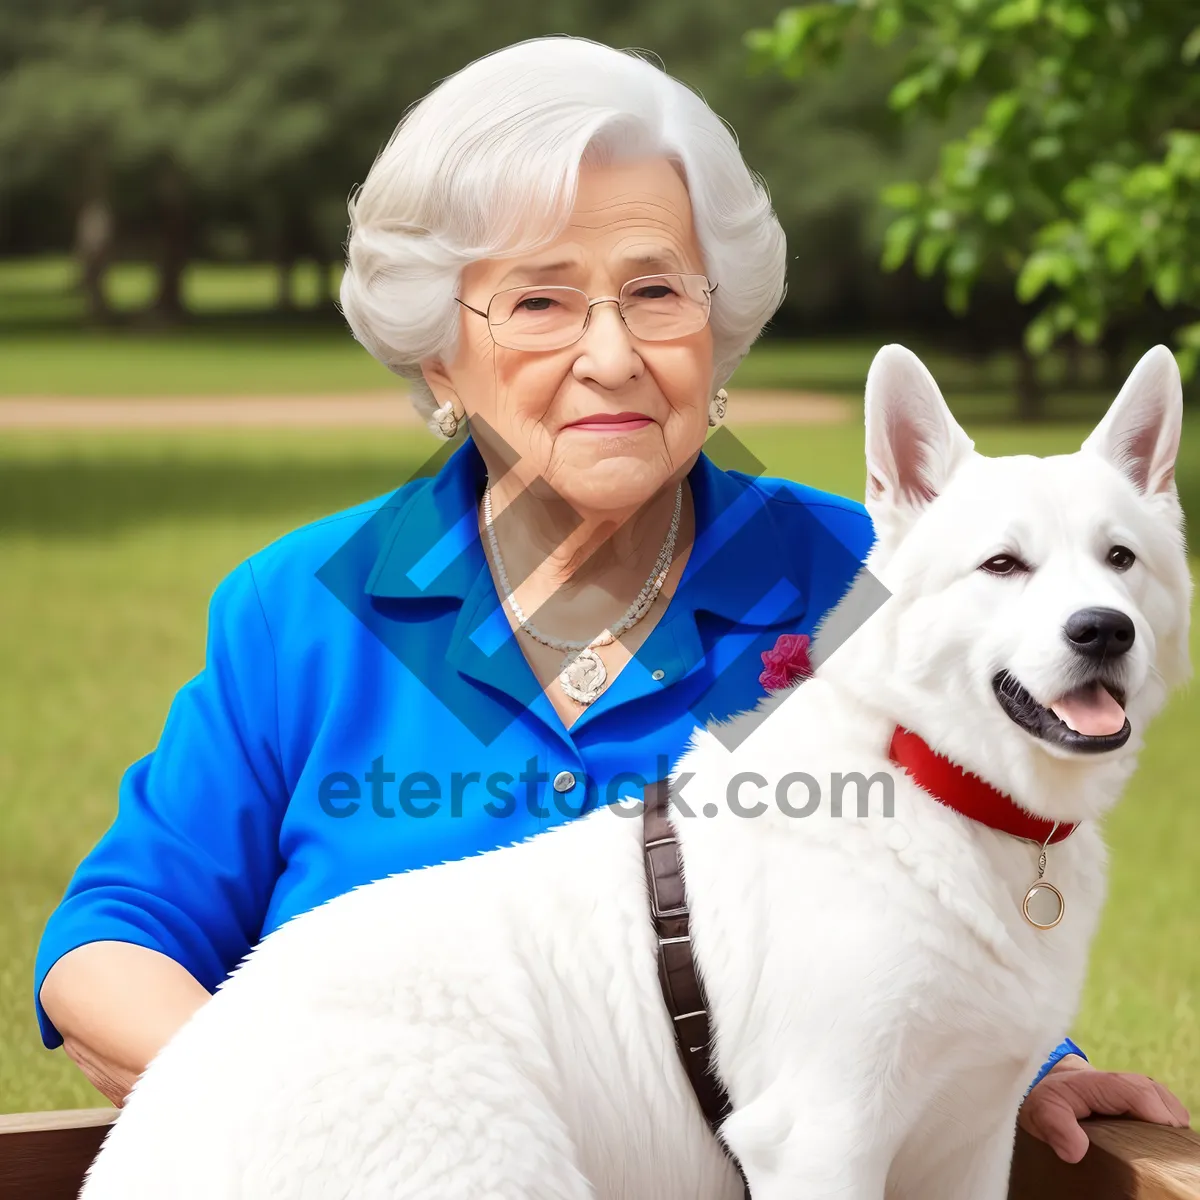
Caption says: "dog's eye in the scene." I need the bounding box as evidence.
[1107,545,1136,571]
[979,554,1028,576]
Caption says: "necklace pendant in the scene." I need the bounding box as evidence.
[560,647,607,706]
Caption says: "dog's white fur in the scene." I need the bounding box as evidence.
[80,346,1192,1200]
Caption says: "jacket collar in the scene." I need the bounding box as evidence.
[364,439,488,602]
[364,435,811,629]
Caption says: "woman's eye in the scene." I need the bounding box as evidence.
[632,285,675,300]
[979,554,1029,576]
[1107,544,1136,571]
[516,295,559,312]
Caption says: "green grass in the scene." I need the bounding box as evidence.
[0,257,339,324]
[1,418,1197,1116]
[0,320,1151,421]
[0,324,1145,419]
[0,255,401,395]
[0,327,399,396]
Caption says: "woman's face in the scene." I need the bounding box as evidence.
[421,156,715,516]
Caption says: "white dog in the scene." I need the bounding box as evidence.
[80,345,1191,1200]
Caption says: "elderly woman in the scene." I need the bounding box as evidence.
[35,35,1187,1170]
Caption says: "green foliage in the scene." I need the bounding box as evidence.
[749,0,1200,374]
[0,0,613,271]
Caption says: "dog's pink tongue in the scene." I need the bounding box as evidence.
[1049,682,1125,736]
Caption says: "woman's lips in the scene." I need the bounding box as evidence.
[563,412,654,433]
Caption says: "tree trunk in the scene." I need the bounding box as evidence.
[276,251,296,312]
[313,252,339,310]
[273,199,301,312]
[1015,344,1045,422]
[74,198,113,325]
[74,150,114,325]
[153,162,189,322]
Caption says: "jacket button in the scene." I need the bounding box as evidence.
[552,770,577,793]
[651,669,665,681]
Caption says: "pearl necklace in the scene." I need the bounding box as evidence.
[482,483,683,705]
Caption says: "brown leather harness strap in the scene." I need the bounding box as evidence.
[643,778,751,1197]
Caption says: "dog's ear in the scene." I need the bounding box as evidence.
[1082,345,1182,496]
[864,345,974,520]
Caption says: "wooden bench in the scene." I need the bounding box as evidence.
[2,1106,1198,1198]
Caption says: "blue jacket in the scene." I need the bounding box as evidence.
[33,435,1082,1082]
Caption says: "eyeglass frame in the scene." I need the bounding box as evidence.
[455,273,719,351]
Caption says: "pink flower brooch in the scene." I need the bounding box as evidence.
[759,632,813,691]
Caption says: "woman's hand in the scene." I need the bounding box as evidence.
[1019,1054,1192,1162]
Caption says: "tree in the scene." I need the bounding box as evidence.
[0,8,263,321]
[0,0,605,319]
[0,0,990,342]
[748,0,1200,411]
[0,13,138,321]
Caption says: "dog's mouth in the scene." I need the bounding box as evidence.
[992,671,1131,753]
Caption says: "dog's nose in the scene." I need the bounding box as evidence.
[1063,607,1135,659]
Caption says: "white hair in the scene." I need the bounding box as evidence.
[339,36,787,436]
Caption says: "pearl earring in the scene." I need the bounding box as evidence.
[432,399,460,440]
[708,388,728,428]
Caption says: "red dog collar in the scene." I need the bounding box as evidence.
[888,726,1077,845]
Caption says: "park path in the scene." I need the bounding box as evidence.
[0,389,853,429]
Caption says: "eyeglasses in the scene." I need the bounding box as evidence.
[456,273,717,352]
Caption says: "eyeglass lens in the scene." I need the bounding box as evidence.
[485,274,712,350]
